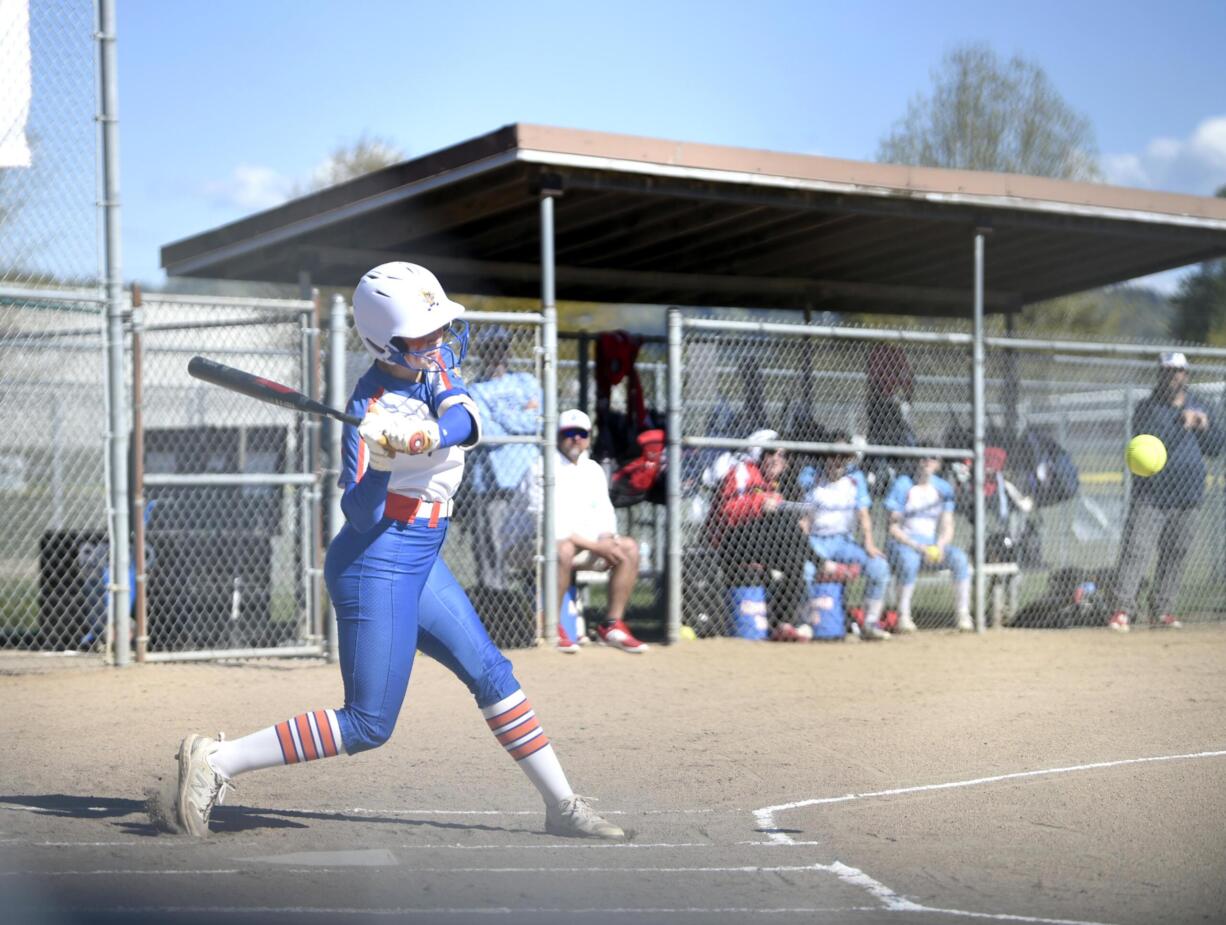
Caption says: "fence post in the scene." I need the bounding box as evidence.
[98,0,130,665]
[325,294,347,661]
[972,230,988,632]
[666,307,683,644]
[539,190,560,645]
[131,285,147,662]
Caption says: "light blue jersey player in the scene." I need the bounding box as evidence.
[884,455,972,633]
[171,263,622,841]
[803,440,891,640]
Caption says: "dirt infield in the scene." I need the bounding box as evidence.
[2,626,1225,924]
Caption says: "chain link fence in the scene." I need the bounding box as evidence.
[134,294,322,659]
[1,1,110,655]
[0,290,110,651]
[672,313,1226,641]
[1,0,98,287]
[989,343,1226,630]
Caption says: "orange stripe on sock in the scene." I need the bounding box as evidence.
[486,700,531,730]
[295,714,319,761]
[497,716,540,746]
[276,721,299,765]
[315,710,338,757]
[510,733,550,761]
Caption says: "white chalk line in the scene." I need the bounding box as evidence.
[746,749,1226,925]
[752,747,1226,844]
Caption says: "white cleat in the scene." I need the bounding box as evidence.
[955,611,974,632]
[175,733,232,837]
[895,615,918,634]
[861,622,891,641]
[546,794,625,840]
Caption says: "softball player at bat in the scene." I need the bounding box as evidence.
[171,262,623,840]
[883,454,973,633]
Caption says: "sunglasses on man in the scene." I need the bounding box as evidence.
[560,428,589,440]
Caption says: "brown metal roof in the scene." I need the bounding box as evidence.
[161,124,1226,316]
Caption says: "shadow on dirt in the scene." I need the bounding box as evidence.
[0,793,537,837]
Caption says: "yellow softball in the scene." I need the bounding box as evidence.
[1126,434,1166,478]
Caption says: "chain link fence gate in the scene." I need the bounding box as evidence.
[132,294,323,660]
[0,1,112,656]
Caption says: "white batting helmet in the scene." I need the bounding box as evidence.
[352,262,467,365]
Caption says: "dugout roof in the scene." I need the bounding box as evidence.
[161,124,1226,316]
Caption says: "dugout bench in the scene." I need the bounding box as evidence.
[894,560,1021,627]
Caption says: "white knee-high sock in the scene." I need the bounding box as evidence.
[482,690,572,805]
[955,580,971,614]
[898,584,916,621]
[865,597,885,624]
[208,709,345,779]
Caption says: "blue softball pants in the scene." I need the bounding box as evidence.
[806,533,890,603]
[324,517,520,754]
[887,540,970,586]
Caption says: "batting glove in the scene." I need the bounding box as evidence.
[381,417,442,456]
[358,413,396,471]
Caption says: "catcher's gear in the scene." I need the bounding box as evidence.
[352,262,469,370]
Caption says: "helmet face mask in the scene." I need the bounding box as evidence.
[353,262,468,370]
[388,319,469,372]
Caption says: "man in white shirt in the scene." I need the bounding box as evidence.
[515,410,648,654]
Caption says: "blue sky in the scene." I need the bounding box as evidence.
[117,0,1226,288]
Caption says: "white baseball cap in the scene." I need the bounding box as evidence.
[1159,351,1188,370]
[745,428,779,462]
[558,409,592,432]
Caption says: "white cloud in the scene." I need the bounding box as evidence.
[202,164,294,211]
[1102,115,1226,196]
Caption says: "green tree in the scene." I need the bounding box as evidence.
[1169,185,1226,346]
[878,43,1099,181]
[292,133,404,195]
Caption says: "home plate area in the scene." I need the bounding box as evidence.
[0,789,1170,925]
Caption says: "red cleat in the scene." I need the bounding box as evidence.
[596,620,649,653]
[556,625,580,654]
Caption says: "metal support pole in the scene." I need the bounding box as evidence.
[1123,388,1136,517]
[577,332,590,415]
[325,293,347,661]
[540,192,560,645]
[98,0,130,665]
[666,307,683,644]
[131,286,147,662]
[299,272,324,647]
[972,231,988,631]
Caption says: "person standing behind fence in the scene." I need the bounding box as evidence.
[168,263,624,841]
[1107,352,1225,632]
[802,435,892,640]
[466,326,542,595]
[884,453,972,633]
